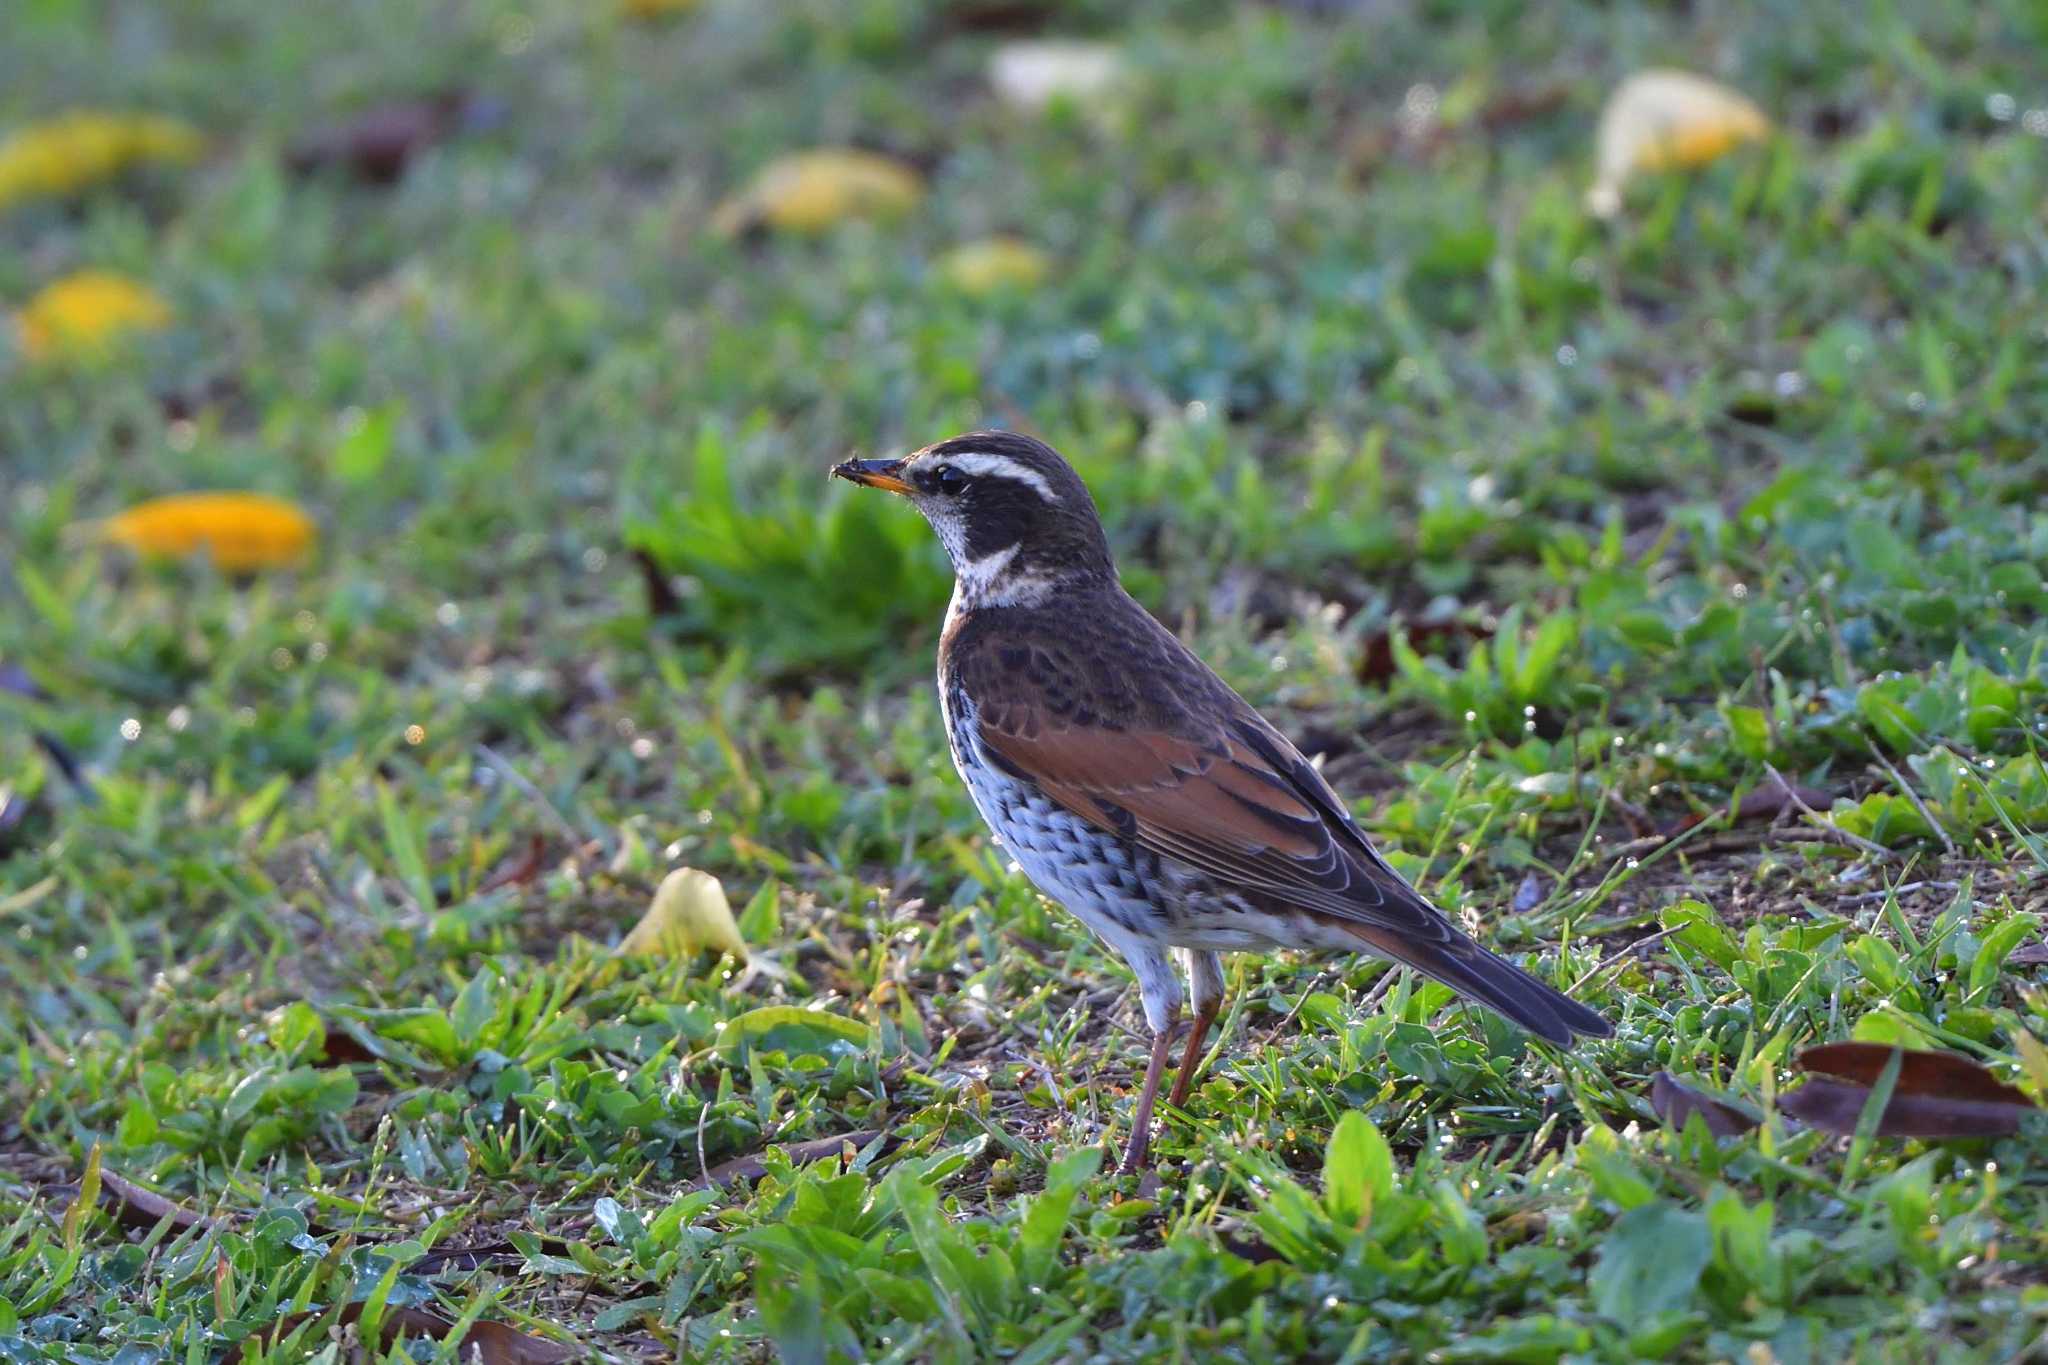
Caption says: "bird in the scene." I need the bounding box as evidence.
[831,430,1612,1172]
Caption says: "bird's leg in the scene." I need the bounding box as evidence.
[1168,948,1225,1108]
[1119,1025,1175,1174]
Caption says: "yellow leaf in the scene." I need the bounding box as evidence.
[0,111,202,213]
[935,236,1052,296]
[1587,69,1770,218]
[17,271,172,362]
[711,149,923,237]
[2015,1029,2048,1101]
[102,492,317,572]
[988,41,1127,112]
[618,867,749,962]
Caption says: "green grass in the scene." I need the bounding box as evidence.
[4,0,2048,1359]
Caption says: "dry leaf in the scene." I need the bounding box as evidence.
[1587,69,1769,218]
[102,492,317,572]
[95,1170,223,1234]
[0,111,202,213]
[286,93,489,186]
[711,150,923,237]
[618,867,748,962]
[621,0,698,17]
[1649,1071,1759,1138]
[691,1130,886,1189]
[936,236,1052,295]
[988,40,1127,112]
[1780,1042,2040,1138]
[1355,619,1490,685]
[224,1302,578,1365]
[1663,772,1835,838]
[17,271,172,361]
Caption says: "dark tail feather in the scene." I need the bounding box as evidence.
[1349,925,1612,1047]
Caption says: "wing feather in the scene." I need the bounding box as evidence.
[970,664,1452,940]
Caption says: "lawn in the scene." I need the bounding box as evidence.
[3,0,2048,1360]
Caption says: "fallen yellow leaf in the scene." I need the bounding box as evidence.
[988,41,1127,112]
[618,867,749,962]
[17,271,172,361]
[102,493,317,572]
[2016,1029,2048,1101]
[935,236,1052,295]
[711,149,923,237]
[0,111,202,214]
[1587,69,1769,218]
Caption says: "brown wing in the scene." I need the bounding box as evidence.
[956,604,1457,943]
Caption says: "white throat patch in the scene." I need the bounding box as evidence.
[954,542,1020,597]
[950,541,1056,608]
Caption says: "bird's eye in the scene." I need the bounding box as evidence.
[932,464,969,496]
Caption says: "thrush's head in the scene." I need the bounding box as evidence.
[832,430,1114,604]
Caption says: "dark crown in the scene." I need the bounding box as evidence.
[914,430,1115,579]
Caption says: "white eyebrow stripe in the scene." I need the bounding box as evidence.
[935,451,1059,503]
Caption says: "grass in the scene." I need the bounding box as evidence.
[3,0,2048,1359]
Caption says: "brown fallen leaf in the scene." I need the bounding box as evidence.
[691,1130,885,1189]
[479,833,548,893]
[1799,1042,2032,1104]
[631,546,683,617]
[1649,1071,1759,1138]
[156,373,246,423]
[97,1170,223,1234]
[1780,1043,2040,1139]
[224,1302,578,1365]
[286,93,498,185]
[1663,772,1834,837]
[1356,620,1489,685]
[938,0,1058,34]
[2003,940,2048,968]
[316,1027,381,1066]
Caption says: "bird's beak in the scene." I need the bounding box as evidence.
[830,457,916,496]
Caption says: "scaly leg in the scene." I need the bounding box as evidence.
[1169,948,1225,1108]
[1119,1025,1176,1173]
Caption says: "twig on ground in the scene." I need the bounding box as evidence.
[1765,761,1894,860]
[473,743,586,849]
[1866,739,1956,856]
[1836,880,1961,907]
